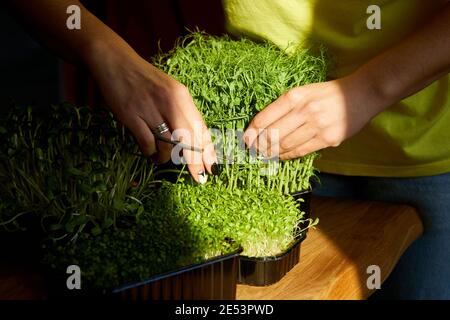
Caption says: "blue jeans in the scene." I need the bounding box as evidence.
[313,172,450,300]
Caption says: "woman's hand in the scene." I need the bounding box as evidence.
[5,0,218,183]
[244,2,450,161]
[244,75,387,160]
[86,41,217,183]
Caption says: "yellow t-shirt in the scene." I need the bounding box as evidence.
[223,0,450,177]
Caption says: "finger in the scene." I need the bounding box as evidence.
[140,115,173,164]
[256,110,310,158]
[126,116,157,157]
[185,149,208,184]
[279,138,325,160]
[253,129,271,158]
[202,126,218,175]
[244,88,304,147]
[172,123,207,184]
[167,89,214,182]
[265,109,308,148]
[278,122,317,155]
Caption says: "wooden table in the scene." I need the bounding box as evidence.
[0,196,423,300]
[237,196,423,300]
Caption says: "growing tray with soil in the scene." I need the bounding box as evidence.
[0,32,327,298]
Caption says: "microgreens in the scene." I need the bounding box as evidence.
[44,181,312,289]
[154,32,327,193]
[0,103,155,241]
[1,32,325,289]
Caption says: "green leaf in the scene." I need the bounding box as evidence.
[46,176,59,193]
[73,215,90,225]
[92,181,107,192]
[67,167,87,176]
[91,226,102,236]
[102,217,114,229]
[49,224,63,231]
[78,183,93,195]
[65,214,90,232]
[136,205,145,218]
[113,199,125,211]
[91,163,109,175]
[65,221,76,233]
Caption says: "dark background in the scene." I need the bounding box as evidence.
[0,0,226,110]
[0,6,60,110]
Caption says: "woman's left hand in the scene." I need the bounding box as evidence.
[243,75,387,160]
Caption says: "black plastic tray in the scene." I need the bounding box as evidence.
[113,249,241,300]
[237,190,312,286]
[45,248,242,300]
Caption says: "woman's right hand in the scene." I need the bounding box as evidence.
[84,41,217,183]
[6,1,217,183]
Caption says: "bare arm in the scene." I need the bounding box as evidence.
[5,0,109,64]
[358,2,450,111]
[245,3,450,159]
[5,0,217,183]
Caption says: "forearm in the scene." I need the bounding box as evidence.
[5,1,215,182]
[351,3,450,111]
[5,0,136,66]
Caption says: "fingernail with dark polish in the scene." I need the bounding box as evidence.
[211,163,220,176]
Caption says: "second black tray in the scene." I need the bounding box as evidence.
[237,189,312,286]
[237,233,307,286]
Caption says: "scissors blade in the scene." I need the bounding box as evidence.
[155,134,203,153]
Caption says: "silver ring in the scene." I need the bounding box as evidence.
[152,122,170,135]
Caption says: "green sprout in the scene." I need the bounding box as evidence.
[0,103,156,241]
[44,181,314,289]
[154,32,327,193]
[1,32,326,289]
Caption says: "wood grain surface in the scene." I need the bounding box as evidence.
[236,196,423,300]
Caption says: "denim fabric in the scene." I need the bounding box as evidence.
[313,172,450,300]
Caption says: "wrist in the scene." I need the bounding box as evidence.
[81,34,139,77]
[336,70,393,122]
[349,63,404,112]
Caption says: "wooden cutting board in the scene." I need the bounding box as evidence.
[237,196,423,300]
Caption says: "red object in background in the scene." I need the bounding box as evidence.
[62,0,226,107]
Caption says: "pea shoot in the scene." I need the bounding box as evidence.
[1,32,326,290]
